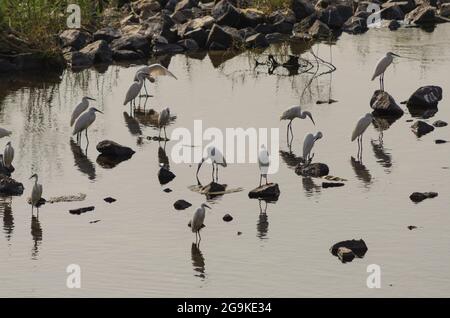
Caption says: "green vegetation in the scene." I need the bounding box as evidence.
[252,0,290,13]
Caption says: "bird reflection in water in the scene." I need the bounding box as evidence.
[0,199,13,241]
[70,139,96,180]
[158,141,169,168]
[371,139,392,172]
[350,156,372,187]
[279,150,303,170]
[191,243,206,280]
[31,215,42,260]
[123,111,142,136]
[257,200,269,240]
[302,177,321,197]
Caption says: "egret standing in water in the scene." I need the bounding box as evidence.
[158,107,170,139]
[29,174,43,214]
[351,113,373,160]
[371,52,400,91]
[280,106,315,142]
[190,203,210,243]
[0,128,11,138]
[124,72,149,111]
[196,146,227,182]
[258,144,270,186]
[134,64,177,96]
[303,131,323,165]
[71,96,96,140]
[72,107,103,145]
[3,141,14,169]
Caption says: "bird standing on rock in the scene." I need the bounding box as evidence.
[371,52,400,91]
[3,141,14,169]
[196,146,227,182]
[303,132,323,165]
[134,64,177,97]
[258,144,270,186]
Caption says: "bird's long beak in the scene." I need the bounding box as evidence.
[392,53,401,57]
[29,174,35,180]
[96,109,104,114]
[204,204,211,209]
[306,113,315,125]
[87,97,96,101]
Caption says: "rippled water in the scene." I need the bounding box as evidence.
[0,24,449,297]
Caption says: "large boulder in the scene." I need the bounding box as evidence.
[318,6,345,29]
[342,16,368,34]
[174,0,198,12]
[111,34,151,56]
[308,20,332,39]
[292,0,315,21]
[248,183,280,200]
[216,3,243,28]
[174,199,192,210]
[439,3,450,17]
[381,3,405,20]
[184,28,208,48]
[370,90,404,117]
[295,163,329,177]
[387,0,416,14]
[0,174,24,195]
[143,14,179,43]
[406,86,442,108]
[241,8,267,27]
[93,27,122,43]
[112,49,145,60]
[96,140,135,157]
[64,51,93,68]
[405,5,436,24]
[206,24,234,49]
[79,40,113,63]
[245,33,269,48]
[158,167,176,185]
[59,29,92,50]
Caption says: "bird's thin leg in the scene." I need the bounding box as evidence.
[382,73,385,91]
[259,174,262,187]
[265,175,268,185]
[159,127,161,139]
[360,135,364,162]
[164,126,167,140]
[216,166,219,182]
[211,164,215,181]
[198,231,202,243]
[286,123,290,146]
[144,82,149,96]
[85,128,89,146]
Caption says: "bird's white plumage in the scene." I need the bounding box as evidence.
[30,174,43,207]
[158,108,170,127]
[303,132,323,160]
[371,54,393,81]
[0,128,12,138]
[206,146,227,167]
[3,142,14,168]
[191,206,206,233]
[124,72,147,105]
[258,145,270,176]
[134,64,177,81]
[72,108,98,135]
[70,97,90,126]
[280,106,301,120]
[351,113,373,141]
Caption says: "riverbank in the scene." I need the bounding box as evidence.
[1,0,449,73]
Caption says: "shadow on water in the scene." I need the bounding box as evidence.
[257,199,270,240]
[191,243,206,280]
[123,112,142,136]
[0,199,13,241]
[302,177,321,197]
[279,150,303,170]
[31,215,42,260]
[350,156,372,187]
[158,141,169,168]
[70,139,96,180]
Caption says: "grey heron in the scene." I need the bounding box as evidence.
[303,131,323,165]
[72,107,103,145]
[371,52,400,91]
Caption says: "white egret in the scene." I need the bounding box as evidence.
[134,64,177,96]
[351,113,373,159]
[196,146,227,182]
[280,106,315,141]
[258,144,270,186]
[191,203,211,242]
[371,52,400,91]
[303,131,323,164]
[70,96,95,126]
[0,128,12,138]
[29,174,43,214]
[158,107,170,139]
[3,141,14,169]
[72,107,103,144]
[124,72,149,110]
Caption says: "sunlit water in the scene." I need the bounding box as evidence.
[0,25,449,297]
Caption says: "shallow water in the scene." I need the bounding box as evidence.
[0,24,449,297]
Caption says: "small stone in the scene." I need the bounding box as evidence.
[322,182,345,188]
[223,214,233,222]
[174,199,192,210]
[295,163,329,178]
[163,188,172,193]
[200,182,226,194]
[407,225,417,230]
[104,197,116,203]
[435,139,447,144]
[248,183,280,200]
[409,192,438,203]
[433,120,448,127]
[69,206,95,215]
[237,231,242,235]
[411,121,434,137]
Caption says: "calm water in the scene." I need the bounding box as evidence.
[0,25,449,297]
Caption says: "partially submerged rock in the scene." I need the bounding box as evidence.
[248,183,280,200]
[295,163,329,178]
[104,197,116,203]
[200,182,226,194]
[405,5,436,25]
[158,167,176,185]
[223,213,233,222]
[174,199,192,210]
[370,90,404,117]
[435,139,447,144]
[433,120,448,127]
[322,182,345,188]
[409,191,438,203]
[0,174,24,196]
[69,206,95,215]
[330,239,368,258]
[97,140,135,157]
[411,120,434,137]
[407,86,443,108]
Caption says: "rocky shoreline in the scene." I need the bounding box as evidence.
[1,0,449,72]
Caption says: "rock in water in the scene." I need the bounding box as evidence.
[97,140,135,157]
[174,199,192,210]
[432,120,447,127]
[322,182,345,188]
[407,225,417,230]
[435,139,447,144]
[337,247,355,263]
[411,121,434,137]
[370,90,404,117]
[295,163,329,178]
[405,5,436,25]
[69,206,95,215]
[248,183,280,200]
[104,197,116,203]
[409,192,438,203]
[158,167,176,185]
[407,86,442,108]
[0,174,24,195]
[330,239,368,258]
[223,214,233,222]
[200,182,227,194]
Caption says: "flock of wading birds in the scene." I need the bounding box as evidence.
[0,51,398,242]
